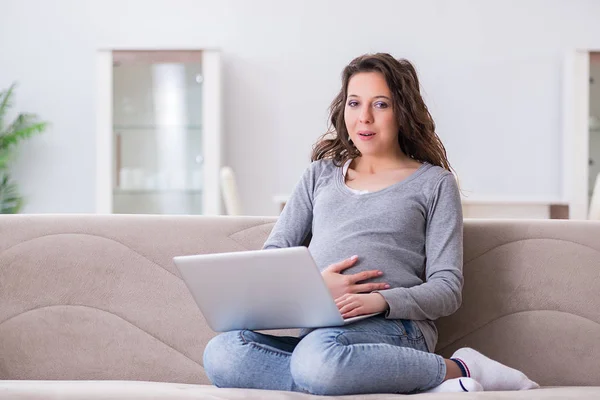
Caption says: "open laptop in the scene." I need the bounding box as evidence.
[173,246,381,331]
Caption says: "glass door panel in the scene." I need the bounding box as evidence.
[112,50,204,214]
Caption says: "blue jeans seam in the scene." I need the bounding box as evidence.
[405,337,427,348]
[407,332,425,341]
[334,331,409,345]
[393,319,425,341]
[334,330,425,349]
[239,330,291,358]
[334,331,347,345]
[425,355,446,390]
[238,330,249,345]
[248,343,291,358]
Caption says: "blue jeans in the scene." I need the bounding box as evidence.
[203,316,446,395]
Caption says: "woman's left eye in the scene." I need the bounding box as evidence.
[375,102,388,109]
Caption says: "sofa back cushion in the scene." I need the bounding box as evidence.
[0,215,599,386]
[436,219,600,387]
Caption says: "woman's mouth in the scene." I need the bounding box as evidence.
[357,131,376,141]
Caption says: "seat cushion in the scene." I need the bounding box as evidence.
[1,381,600,399]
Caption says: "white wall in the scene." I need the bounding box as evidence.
[2,0,600,216]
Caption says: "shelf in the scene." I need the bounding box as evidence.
[114,188,202,195]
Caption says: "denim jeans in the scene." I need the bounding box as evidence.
[203,316,446,395]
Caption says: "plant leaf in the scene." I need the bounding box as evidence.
[0,84,45,213]
[0,83,16,133]
[0,113,47,150]
[0,173,23,214]
[0,148,11,169]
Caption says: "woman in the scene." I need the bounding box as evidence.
[203,53,538,395]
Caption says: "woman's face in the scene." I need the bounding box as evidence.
[344,71,400,158]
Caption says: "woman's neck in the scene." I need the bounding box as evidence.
[351,152,415,174]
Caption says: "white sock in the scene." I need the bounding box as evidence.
[452,348,539,391]
[424,377,483,393]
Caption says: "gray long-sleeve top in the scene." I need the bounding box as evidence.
[263,159,464,352]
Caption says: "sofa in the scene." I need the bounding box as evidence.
[1,214,599,399]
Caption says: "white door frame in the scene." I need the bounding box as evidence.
[200,50,223,215]
[563,50,593,219]
[96,50,113,214]
[94,48,222,215]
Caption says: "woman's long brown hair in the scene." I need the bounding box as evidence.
[311,53,453,173]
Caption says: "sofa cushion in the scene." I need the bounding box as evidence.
[2,216,600,389]
[1,381,600,399]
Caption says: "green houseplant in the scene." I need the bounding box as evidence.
[0,83,48,213]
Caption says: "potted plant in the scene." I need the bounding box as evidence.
[0,83,48,213]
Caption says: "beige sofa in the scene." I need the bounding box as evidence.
[1,214,600,399]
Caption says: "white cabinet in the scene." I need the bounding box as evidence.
[106,50,222,215]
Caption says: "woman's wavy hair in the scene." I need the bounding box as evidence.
[311,53,453,173]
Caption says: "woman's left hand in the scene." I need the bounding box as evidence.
[335,293,389,318]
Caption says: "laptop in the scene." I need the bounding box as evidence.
[173,246,381,331]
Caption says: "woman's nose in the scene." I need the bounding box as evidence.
[359,106,373,124]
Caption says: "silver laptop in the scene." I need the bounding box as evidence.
[173,246,381,331]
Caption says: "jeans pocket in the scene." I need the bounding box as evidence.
[393,319,424,342]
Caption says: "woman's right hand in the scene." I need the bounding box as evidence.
[321,255,390,300]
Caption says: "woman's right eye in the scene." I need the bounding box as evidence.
[347,101,358,107]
